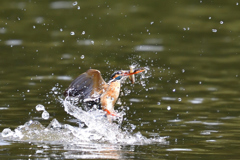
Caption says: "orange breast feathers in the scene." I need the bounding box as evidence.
[100,81,121,112]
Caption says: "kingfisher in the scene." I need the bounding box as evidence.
[64,67,145,117]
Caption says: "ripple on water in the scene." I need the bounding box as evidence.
[168,119,182,123]
[5,39,22,46]
[166,148,192,151]
[134,45,164,52]
[30,75,72,81]
[200,130,218,135]
[206,140,216,142]
[188,98,204,104]
[185,120,223,126]
[76,39,95,45]
[50,1,73,9]
[161,97,177,101]
[129,98,142,102]
[0,107,8,110]
[202,122,223,126]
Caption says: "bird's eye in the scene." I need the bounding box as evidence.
[110,73,117,80]
[110,71,121,80]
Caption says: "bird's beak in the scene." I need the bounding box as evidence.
[125,67,145,84]
[123,67,145,76]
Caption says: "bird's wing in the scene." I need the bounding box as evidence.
[64,69,107,101]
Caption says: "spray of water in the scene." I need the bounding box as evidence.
[1,100,166,145]
[1,66,166,145]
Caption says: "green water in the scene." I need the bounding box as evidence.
[1,0,240,159]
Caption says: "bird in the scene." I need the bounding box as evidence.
[64,67,145,117]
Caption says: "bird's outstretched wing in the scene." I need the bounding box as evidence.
[64,69,107,101]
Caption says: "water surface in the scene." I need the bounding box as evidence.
[1,0,240,159]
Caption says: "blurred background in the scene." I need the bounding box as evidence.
[1,0,240,159]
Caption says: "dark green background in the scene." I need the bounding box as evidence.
[1,0,240,159]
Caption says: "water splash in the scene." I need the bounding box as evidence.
[35,104,50,120]
[36,104,45,111]
[1,67,166,145]
[42,110,50,120]
[1,100,166,145]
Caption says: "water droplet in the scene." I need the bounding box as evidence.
[212,29,217,33]
[1,128,13,137]
[36,104,45,111]
[81,55,84,59]
[70,31,75,35]
[72,1,77,6]
[42,110,50,120]
[167,106,171,110]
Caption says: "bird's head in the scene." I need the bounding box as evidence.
[109,67,145,82]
